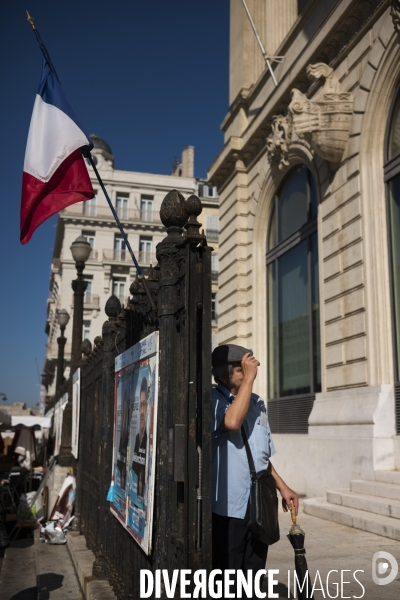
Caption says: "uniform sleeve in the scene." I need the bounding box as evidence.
[268,428,276,458]
[212,392,229,439]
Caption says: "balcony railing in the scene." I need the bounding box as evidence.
[102,249,130,262]
[84,294,100,307]
[72,294,100,307]
[83,204,97,217]
[138,251,157,265]
[206,229,219,241]
[63,205,161,223]
[140,209,154,222]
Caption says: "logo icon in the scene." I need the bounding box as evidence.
[372,551,398,586]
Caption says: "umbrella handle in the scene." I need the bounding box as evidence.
[290,500,297,525]
[282,499,297,525]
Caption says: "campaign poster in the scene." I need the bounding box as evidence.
[71,368,80,459]
[110,331,159,555]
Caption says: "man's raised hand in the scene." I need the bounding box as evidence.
[241,352,260,382]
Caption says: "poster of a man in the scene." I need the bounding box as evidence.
[114,374,131,505]
[131,374,148,506]
[111,331,159,555]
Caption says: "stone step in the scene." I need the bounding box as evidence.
[327,489,400,519]
[34,529,83,599]
[374,470,400,485]
[350,478,400,500]
[304,497,400,541]
[0,537,37,599]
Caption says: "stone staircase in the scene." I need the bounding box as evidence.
[304,470,400,541]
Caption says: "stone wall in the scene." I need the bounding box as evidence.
[209,1,400,495]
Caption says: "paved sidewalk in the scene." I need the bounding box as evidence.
[266,505,400,600]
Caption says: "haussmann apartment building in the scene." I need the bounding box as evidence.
[43,138,219,398]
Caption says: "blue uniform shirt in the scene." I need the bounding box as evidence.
[212,383,276,519]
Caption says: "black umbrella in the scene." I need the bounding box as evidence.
[284,501,313,599]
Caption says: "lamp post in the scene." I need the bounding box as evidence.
[58,235,91,468]
[70,236,92,372]
[56,309,70,391]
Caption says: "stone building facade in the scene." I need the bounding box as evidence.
[43,139,219,398]
[209,0,400,515]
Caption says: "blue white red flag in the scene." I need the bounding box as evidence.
[20,61,94,244]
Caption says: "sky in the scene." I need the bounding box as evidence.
[0,0,229,408]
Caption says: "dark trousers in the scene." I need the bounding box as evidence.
[212,502,268,600]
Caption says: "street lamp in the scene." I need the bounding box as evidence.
[70,235,92,371]
[59,236,91,469]
[56,309,70,390]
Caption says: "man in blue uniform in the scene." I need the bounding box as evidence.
[212,344,298,597]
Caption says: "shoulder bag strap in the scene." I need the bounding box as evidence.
[240,425,256,476]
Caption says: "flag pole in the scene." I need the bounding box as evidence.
[26,11,60,82]
[26,11,156,312]
[86,154,156,310]
[239,0,280,88]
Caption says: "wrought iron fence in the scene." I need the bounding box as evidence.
[72,190,212,598]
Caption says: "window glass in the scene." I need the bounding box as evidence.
[139,237,152,264]
[268,204,276,251]
[83,275,93,297]
[116,193,129,219]
[267,262,277,398]
[311,233,321,391]
[278,166,308,242]
[206,215,219,241]
[83,320,91,341]
[297,0,309,13]
[388,91,400,160]
[114,235,126,260]
[212,293,217,322]
[278,240,310,396]
[140,195,153,221]
[113,277,126,300]
[267,167,320,407]
[83,195,96,216]
[310,175,318,219]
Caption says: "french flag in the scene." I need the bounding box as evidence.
[20,61,94,244]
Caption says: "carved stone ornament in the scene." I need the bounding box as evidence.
[391,0,400,33]
[266,114,292,170]
[288,63,353,163]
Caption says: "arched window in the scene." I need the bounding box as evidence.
[385,88,400,434]
[267,165,320,433]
